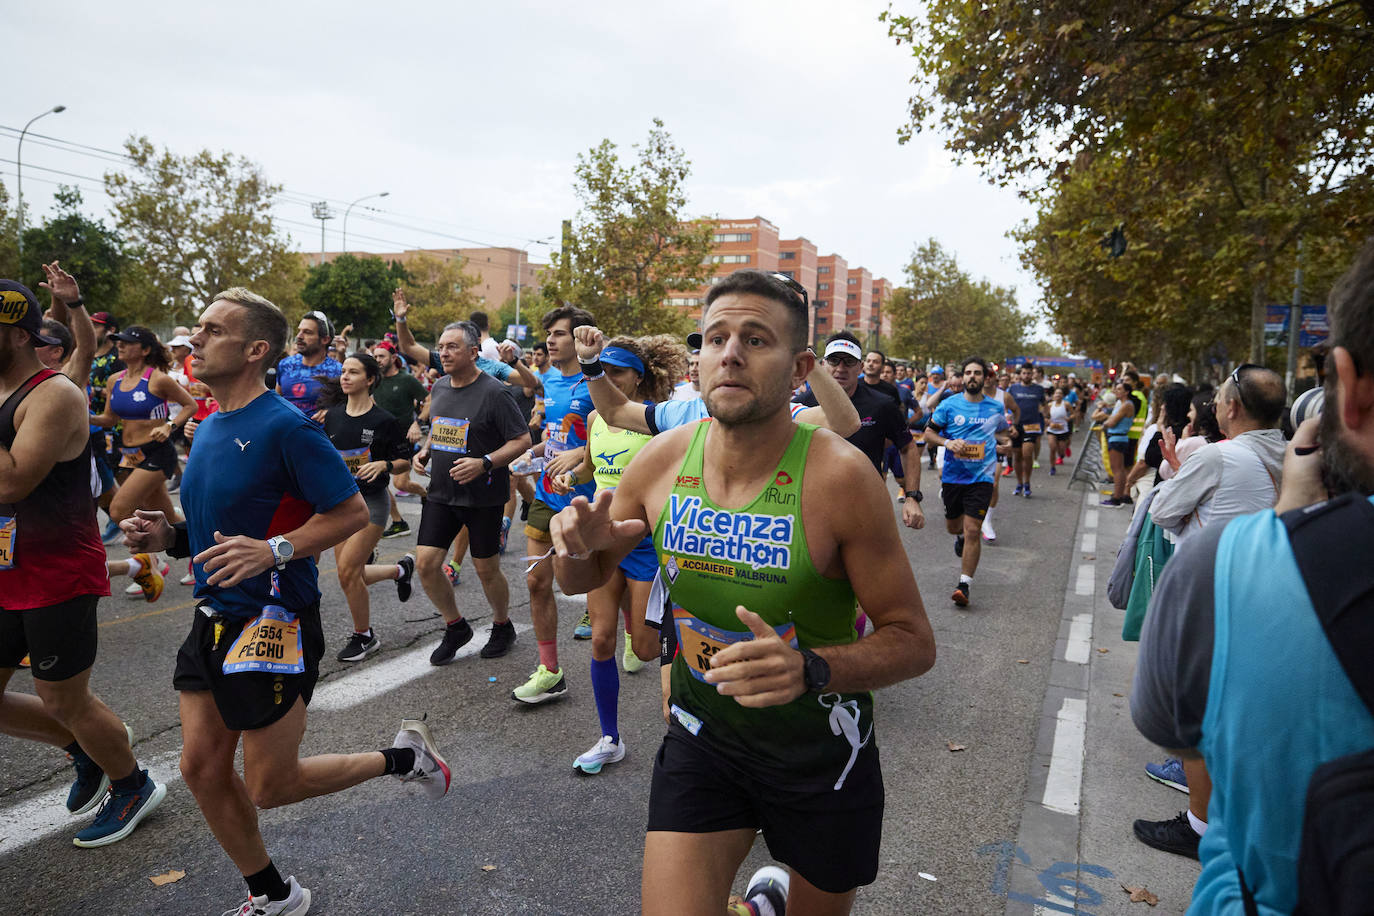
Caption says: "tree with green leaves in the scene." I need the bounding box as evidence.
[543,119,714,337]
[17,186,127,310]
[886,239,1029,365]
[302,254,408,341]
[395,251,481,341]
[881,1,1374,363]
[104,136,305,325]
[0,181,20,283]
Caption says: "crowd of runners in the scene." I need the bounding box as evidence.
[1,251,1371,914]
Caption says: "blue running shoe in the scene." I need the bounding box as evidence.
[73,769,165,847]
[1023,485,1032,498]
[1145,757,1189,794]
[499,516,512,555]
[1014,484,1024,496]
[66,723,135,815]
[101,519,122,546]
[573,610,592,640]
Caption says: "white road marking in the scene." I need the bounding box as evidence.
[1080,532,1097,554]
[1042,697,1087,815]
[1064,613,1093,665]
[311,623,532,712]
[1074,563,1095,596]
[0,751,182,853]
[1084,509,1099,530]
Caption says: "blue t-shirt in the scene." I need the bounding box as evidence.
[181,391,359,619]
[276,354,343,416]
[929,393,1008,485]
[534,368,595,510]
[1008,382,1047,430]
[646,396,708,434]
[426,350,512,382]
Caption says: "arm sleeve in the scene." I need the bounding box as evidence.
[1130,522,1223,751]
[928,400,949,434]
[281,419,361,512]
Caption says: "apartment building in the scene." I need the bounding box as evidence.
[315,246,545,308]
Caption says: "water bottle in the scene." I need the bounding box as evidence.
[511,456,546,476]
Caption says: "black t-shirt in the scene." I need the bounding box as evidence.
[322,403,410,496]
[425,371,530,508]
[795,383,912,472]
[862,377,902,407]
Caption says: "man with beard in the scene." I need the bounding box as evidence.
[548,267,936,915]
[924,357,1012,607]
[275,310,342,418]
[1132,239,1374,913]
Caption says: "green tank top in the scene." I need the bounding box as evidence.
[589,413,649,492]
[653,420,874,791]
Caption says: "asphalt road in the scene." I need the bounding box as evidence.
[2,460,1116,916]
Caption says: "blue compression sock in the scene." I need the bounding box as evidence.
[589,656,620,744]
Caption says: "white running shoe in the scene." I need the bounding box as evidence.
[622,634,645,674]
[222,876,311,916]
[392,717,451,799]
[179,571,196,586]
[573,735,626,775]
[743,865,790,916]
[981,518,996,542]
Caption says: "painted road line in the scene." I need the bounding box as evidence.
[1064,613,1092,664]
[311,623,533,712]
[1079,531,1096,554]
[1083,509,1098,530]
[0,751,182,853]
[1073,563,1094,596]
[1042,697,1087,815]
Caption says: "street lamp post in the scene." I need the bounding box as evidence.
[342,191,388,253]
[16,104,67,260]
[513,235,554,334]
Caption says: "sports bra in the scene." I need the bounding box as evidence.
[108,367,168,421]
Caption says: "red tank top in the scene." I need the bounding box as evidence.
[0,369,111,609]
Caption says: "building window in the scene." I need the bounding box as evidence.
[847,277,859,285]
[664,297,703,307]
[779,251,795,260]
[818,282,829,290]
[816,315,828,324]
[710,254,750,264]
[847,309,857,316]
[818,266,830,274]
[847,293,857,300]
[713,232,752,243]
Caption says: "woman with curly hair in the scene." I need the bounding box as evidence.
[550,334,687,774]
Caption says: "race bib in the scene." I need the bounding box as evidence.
[1022,422,1042,434]
[337,445,369,474]
[0,514,15,570]
[430,417,470,454]
[545,421,569,453]
[672,606,797,683]
[959,441,986,461]
[118,447,146,469]
[222,606,305,675]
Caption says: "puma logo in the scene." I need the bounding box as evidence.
[234,438,250,452]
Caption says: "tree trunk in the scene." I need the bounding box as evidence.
[1250,273,1269,365]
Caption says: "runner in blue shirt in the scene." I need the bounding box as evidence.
[925,357,1011,607]
[275,311,342,418]
[1007,362,1050,498]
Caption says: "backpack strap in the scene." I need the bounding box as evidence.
[1280,493,1374,715]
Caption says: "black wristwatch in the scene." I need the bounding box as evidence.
[800,648,831,693]
[904,489,924,503]
[480,455,494,472]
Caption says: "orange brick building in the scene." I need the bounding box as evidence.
[314,246,546,309]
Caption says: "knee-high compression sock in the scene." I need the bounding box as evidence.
[589,657,620,743]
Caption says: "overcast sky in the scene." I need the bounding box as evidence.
[8,0,1042,327]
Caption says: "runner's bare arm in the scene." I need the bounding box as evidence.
[704,439,935,705]
[148,370,198,438]
[390,289,430,367]
[196,493,369,588]
[1005,391,1020,425]
[794,355,861,436]
[574,327,654,434]
[42,262,96,390]
[502,345,541,392]
[0,378,89,502]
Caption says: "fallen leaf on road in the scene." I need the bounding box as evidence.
[946,741,967,752]
[1098,648,1110,654]
[1121,883,1159,905]
[149,870,186,887]
[482,865,497,872]
[1113,692,1124,697]
[1016,659,1029,664]
[1082,554,1096,560]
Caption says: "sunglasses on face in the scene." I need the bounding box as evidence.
[825,355,859,368]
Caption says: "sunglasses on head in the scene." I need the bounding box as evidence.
[767,272,809,311]
[1227,362,1262,414]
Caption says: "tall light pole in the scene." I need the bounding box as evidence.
[311,202,335,265]
[16,104,66,260]
[514,235,554,333]
[342,191,388,253]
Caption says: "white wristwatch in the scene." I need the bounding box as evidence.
[267,535,295,569]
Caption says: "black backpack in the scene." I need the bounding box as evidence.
[1237,493,1374,915]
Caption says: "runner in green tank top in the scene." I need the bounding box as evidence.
[548,269,936,915]
[549,336,687,775]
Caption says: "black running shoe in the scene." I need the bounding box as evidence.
[480,620,517,659]
[382,520,410,539]
[954,534,964,557]
[1132,811,1200,860]
[951,581,970,607]
[430,618,474,666]
[337,630,381,662]
[519,500,530,522]
[396,554,415,603]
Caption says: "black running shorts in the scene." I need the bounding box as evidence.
[0,594,100,681]
[646,724,884,894]
[173,603,324,731]
[416,500,504,559]
[120,439,179,478]
[942,481,994,521]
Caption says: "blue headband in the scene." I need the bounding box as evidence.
[600,345,645,374]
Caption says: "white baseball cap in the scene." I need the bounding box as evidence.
[822,339,863,361]
[168,334,193,348]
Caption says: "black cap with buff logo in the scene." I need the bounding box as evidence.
[0,280,62,346]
